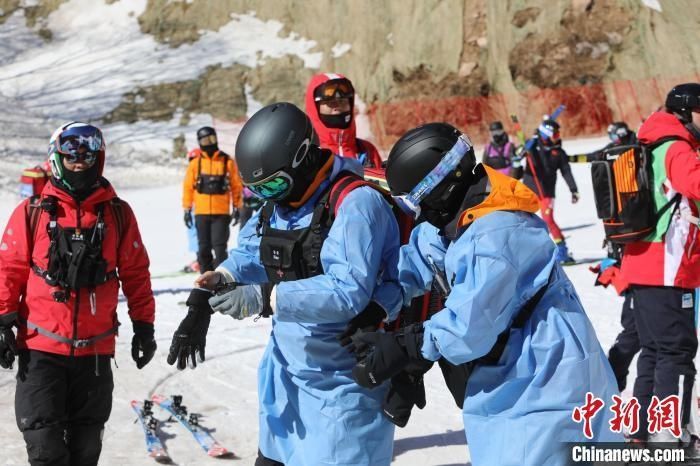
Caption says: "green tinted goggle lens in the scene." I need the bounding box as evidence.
[247,173,293,200]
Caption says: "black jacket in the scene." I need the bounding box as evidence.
[522,142,578,198]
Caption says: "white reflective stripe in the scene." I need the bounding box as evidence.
[683,212,700,226]
[664,194,689,286]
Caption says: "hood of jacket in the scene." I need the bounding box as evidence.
[638,111,699,149]
[305,72,361,158]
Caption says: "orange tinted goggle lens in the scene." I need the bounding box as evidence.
[316,81,353,101]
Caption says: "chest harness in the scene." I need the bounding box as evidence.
[195,152,230,195]
[23,194,125,351]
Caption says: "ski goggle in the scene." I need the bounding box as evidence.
[245,171,294,200]
[198,134,217,146]
[53,125,104,166]
[608,126,628,142]
[393,135,473,219]
[490,128,505,137]
[314,80,354,102]
[539,124,560,142]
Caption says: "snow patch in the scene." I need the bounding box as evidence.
[641,0,662,12]
[331,42,351,58]
[0,1,322,120]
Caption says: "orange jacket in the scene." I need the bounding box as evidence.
[182,149,243,215]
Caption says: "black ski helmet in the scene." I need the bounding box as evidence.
[386,123,476,228]
[665,83,700,124]
[665,83,700,141]
[235,102,320,203]
[537,119,561,146]
[489,121,504,132]
[607,121,631,144]
[197,126,218,152]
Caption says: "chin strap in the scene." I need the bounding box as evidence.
[685,123,700,144]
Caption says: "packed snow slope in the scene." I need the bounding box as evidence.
[0,136,644,465]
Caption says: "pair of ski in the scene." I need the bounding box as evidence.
[132,394,233,463]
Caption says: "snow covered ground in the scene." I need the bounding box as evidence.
[0,0,329,193]
[0,136,636,465]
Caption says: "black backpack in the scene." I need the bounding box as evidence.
[591,137,683,244]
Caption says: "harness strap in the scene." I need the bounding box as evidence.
[196,151,229,192]
[20,318,119,349]
[31,264,117,283]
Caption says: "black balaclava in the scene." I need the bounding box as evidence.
[319,111,352,130]
[491,131,508,146]
[418,163,476,230]
[277,145,333,207]
[54,163,101,200]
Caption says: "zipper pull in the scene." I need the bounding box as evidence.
[90,289,97,316]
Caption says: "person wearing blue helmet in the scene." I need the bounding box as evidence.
[166,102,402,466]
[351,122,622,465]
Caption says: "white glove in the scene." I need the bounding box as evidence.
[208,285,262,320]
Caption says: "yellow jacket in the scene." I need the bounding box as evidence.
[182,149,243,215]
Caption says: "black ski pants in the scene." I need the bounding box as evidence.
[195,214,230,272]
[607,292,640,392]
[15,350,113,466]
[255,449,284,466]
[630,286,697,440]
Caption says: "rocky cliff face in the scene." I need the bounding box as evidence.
[3,0,700,152]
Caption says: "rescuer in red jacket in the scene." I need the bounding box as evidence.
[0,122,156,466]
[305,72,383,168]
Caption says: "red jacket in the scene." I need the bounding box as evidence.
[305,73,383,168]
[0,181,155,356]
[620,111,700,288]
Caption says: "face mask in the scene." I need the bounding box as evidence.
[201,144,218,156]
[276,147,332,207]
[62,162,100,195]
[319,112,352,129]
[417,177,469,229]
[492,132,507,145]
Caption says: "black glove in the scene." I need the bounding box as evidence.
[352,324,432,389]
[131,321,157,369]
[0,325,17,369]
[230,208,240,227]
[184,210,193,229]
[167,288,214,370]
[382,371,430,428]
[338,301,387,349]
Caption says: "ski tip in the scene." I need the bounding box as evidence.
[207,444,234,458]
[151,394,166,404]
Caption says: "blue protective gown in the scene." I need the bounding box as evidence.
[400,212,622,466]
[217,157,400,466]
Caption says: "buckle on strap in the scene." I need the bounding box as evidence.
[21,318,119,348]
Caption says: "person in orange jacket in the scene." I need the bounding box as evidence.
[182,126,243,272]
